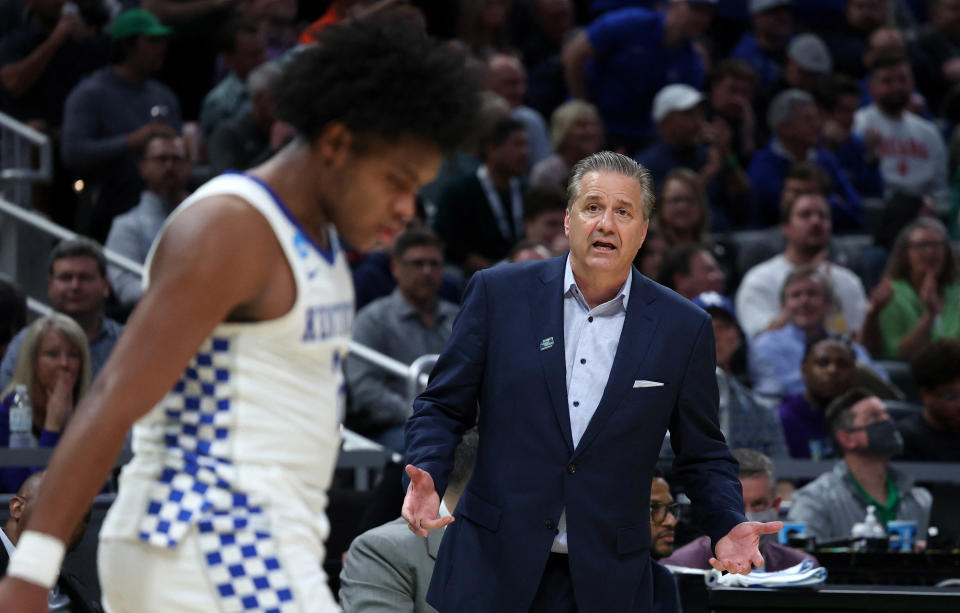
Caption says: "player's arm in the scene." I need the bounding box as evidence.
[0,197,284,609]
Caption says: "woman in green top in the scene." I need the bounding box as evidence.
[861,217,960,360]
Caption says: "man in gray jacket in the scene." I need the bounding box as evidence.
[788,389,932,547]
[339,429,478,613]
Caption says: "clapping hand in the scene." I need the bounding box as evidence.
[868,277,894,312]
[43,370,76,433]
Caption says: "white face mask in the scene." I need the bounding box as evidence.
[746,508,780,546]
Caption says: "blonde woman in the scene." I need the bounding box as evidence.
[531,100,604,187]
[0,314,91,492]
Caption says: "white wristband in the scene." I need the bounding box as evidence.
[6,530,65,589]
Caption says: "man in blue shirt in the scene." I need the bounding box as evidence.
[747,89,863,230]
[749,266,885,400]
[821,74,884,198]
[731,0,793,99]
[562,0,715,153]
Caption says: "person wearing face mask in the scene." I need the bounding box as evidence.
[787,389,932,546]
[661,448,818,571]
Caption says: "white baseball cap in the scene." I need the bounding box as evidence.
[652,84,705,123]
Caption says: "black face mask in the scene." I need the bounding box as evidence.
[855,419,904,457]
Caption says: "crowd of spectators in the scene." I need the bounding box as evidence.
[3,0,960,602]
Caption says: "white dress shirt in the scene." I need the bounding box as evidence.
[552,257,631,553]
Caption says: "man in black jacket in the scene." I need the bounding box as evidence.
[1,472,99,613]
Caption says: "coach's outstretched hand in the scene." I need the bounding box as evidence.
[709,520,784,575]
[402,464,455,537]
[0,575,50,612]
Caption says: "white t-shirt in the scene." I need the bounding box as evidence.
[852,105,949,211]
[735,254,868,338]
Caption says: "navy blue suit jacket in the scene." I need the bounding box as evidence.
[404,256,745,612]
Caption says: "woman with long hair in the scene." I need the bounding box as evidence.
[0,314,91,492]
[653,168,710,246]
[861,217,960,360]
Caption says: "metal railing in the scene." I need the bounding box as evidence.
[0,111,52,183]
[0,197,145,276]
[0,111,54,301]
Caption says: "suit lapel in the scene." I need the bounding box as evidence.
[572,270,660,459]
[532,258,574,454]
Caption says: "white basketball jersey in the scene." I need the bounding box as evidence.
[101,172,353,576]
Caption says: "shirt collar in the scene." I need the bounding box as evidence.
[142,190,176,215]
[782,322,831,344]
[0,527,15,557]
[563,254,631,312]
[93,317,123,343]
[771,138,818,164]
[391,289,455,323]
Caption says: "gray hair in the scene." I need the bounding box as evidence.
[731,448,776,492]
[247,61,283,95]
[566,151,655,219]
[779,265,834,306]
[767,88,815,132]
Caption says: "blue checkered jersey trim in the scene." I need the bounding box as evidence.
[136,336,298,611]
[138,336,237,549]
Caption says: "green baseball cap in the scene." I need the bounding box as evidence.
[109,9,172,41]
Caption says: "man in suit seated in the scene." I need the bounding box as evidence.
[661,449,818,571]
[339,429,478,613]
[1,471,98,612]
[403,151,781,612]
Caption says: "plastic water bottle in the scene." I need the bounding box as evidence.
[863,506,886,539]
[851,505,887,552]
[9,385,36,448]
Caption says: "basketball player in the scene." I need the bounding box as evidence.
[0,16,479,613]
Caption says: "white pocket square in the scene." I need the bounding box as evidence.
[633,380,664,388]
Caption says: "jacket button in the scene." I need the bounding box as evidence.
[567,463,576,474]
[545,519,554,530]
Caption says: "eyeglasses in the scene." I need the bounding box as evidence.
[907,240,945,251]
[650,501,681,524]
[399,258,443,270]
